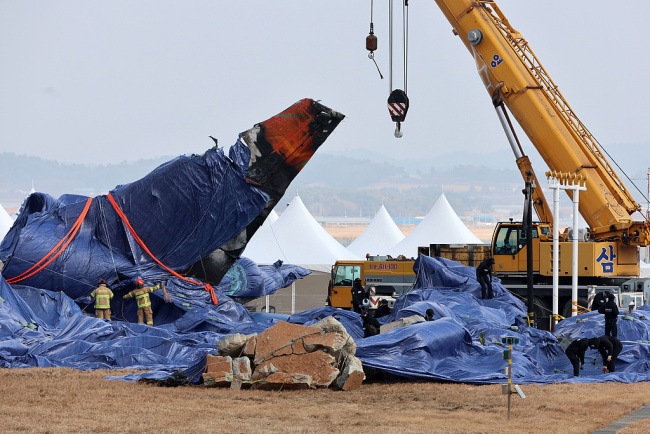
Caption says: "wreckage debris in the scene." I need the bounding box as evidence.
[204,317,364,390]
[380,314,425,334]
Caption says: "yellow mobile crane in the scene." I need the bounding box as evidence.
[378,0,650,320]
[433,0,649,243]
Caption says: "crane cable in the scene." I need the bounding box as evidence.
[389,0,393,92]
[367,0,383,79]
[403,0,408,95]
[387,0,410,138]
[389,1,409,94]
[589,134,650,223]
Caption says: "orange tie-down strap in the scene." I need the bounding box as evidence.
[7,198,93,284]
[106,193,218,305]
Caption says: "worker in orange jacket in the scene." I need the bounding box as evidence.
[123,278,161,326]
[90,279,114,320]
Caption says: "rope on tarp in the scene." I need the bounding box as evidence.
[106,193,218,306]
[6,198,93,284]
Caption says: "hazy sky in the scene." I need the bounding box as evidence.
[1,0,649,165]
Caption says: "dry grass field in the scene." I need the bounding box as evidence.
[1,368,650,433]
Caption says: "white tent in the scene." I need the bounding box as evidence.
[387,193,483,258]
[347,204,405,257]
[0,203,14,242]
[243,195,360,272]
[249,209,279,243]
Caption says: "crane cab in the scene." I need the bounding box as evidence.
[491,221,639,280]
[491,221,551,275]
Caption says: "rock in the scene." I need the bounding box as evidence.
[216,333,247,357]
[254,321,322,365]
[215,317,363,391]
[252,361,278,381]
[253,352,339,387]
[232,357,252,382]
[311,316,357,358]
[202,372,233,387]
[253,372,314,390]
[205,355,232,376]
[230,378,242,390]
[335,355,365,391]
[302,332,347,357]
[291,338,309,355]
[312,316,348,335]
[243,334,257,358]
[380,315,425,334]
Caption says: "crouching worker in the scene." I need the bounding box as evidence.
[589,336,623,373]
[564,338,590,377]
[123,278,160,326]
[90,279,113,320]
[361,308,381,338]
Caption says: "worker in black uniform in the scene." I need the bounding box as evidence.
[350,278,365,314]
[424,308,435,321]
[589,335,623,373]
[361,308,381,337]
[476,257,495,299]
[374,299,391,319]
[592,291,609,311]
[564,338,590,377]
[598,292,619,337]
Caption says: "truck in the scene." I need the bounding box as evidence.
[405,0,650,324]
[327,256,415,310]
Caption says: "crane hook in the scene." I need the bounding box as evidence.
[366,23,383,79]
[388,89,409,139]
[394,122,403,138]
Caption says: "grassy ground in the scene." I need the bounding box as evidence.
[1,368,649,433]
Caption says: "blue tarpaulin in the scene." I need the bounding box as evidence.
[2,252,650,384]
[355,255,650,384]
[0,144,269,300]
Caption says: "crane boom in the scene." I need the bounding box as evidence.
[434,0,650,245]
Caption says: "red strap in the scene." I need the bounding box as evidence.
[8,198,93,284]
[106,193,218,305]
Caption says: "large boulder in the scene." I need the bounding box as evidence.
[205,317,364,391]
[216,333,247,357]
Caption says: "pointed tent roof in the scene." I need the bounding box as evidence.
[243,195,360,272]
[347,204,405,257]
[0,203,13,242]
[387,193,483,258]
[249,209,279,243]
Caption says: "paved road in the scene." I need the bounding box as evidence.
[592,404,650,433]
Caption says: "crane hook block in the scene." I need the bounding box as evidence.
[366,33,378,54]
[388,89,409,123]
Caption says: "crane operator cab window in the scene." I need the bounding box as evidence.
[332,265,361,287]
[494,226,519,255]
[518,226,539,243]
[494,225,541,255]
